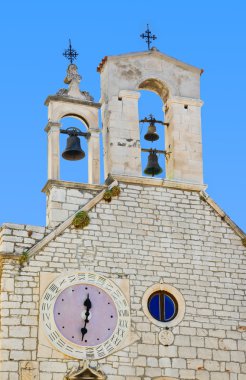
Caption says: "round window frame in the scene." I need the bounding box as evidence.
[142,283,185,328]
[148,290,178,322]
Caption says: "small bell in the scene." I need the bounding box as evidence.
[144,149,163,177]
[62,135,85,161]
[144,122,159,142]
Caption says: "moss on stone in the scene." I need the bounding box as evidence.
[72,211,90,229]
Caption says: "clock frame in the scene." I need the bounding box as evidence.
[40,272,130,359]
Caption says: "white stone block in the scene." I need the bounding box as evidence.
[1,277,14,292]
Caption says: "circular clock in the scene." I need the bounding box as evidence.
[41,272,130,359]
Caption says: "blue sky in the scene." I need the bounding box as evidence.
[0,0,245,231]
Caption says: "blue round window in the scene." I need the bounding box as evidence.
[148,291,178,322]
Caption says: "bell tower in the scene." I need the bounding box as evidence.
[43,43,101,227]
[1,37,246,380]
[98,50,203,184]
[45,63,101,184]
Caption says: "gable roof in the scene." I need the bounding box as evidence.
[97,50,203,75]
[22,178,245,266]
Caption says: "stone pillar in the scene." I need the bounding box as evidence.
[45,122,61,180]
[102,90,141,178]
[165,96,203,184]
[88,128,100,184]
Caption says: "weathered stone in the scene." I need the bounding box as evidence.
[0,45,245,380]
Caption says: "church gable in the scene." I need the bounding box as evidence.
[0,180,245,378]
[0,41,245,380]
[1,178,244,265]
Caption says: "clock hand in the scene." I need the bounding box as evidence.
[81,326,87,340]
[81,294,92,341]
[84,294,92,310]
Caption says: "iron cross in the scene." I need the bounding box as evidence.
[140,24,157,50]
[63,39,79,64]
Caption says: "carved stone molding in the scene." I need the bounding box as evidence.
[64,362,106,380]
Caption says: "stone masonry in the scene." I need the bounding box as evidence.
[0,48,245,380]
[0,180,245,380]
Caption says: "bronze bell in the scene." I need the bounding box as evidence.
[144,150,163,177]
[144,122,159,142]
[62,135,85,161]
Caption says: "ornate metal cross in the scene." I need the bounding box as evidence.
[140,24,157,50]
[63,39,79,64]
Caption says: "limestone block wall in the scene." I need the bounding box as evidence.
[0,223,48,255]
[0,182,245,380]
[43,181,103,227]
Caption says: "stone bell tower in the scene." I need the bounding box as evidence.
[0,40,245,380]
[45,63,101,184]
[98,50,203,184]
[43,62,101,227]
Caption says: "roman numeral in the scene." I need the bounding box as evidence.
[119,319,128,328]
[44,293,50,300]
[66,345,74,353]
[119,309,129,317]
[49,284,59,293]
[110,334,121,346]
[97,276,106,286]
[58,279,66,286]
[85,347,95,359]
[78,273,86,281]
[96,346,105,358]
[104,341,114,353]
[115,327,125,339]
[57,339,65,347]
[67,275,76,283]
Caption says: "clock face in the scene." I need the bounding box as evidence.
[54,284,118,346]
[41,272,130,359]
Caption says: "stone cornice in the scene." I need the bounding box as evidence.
[42,180,105,195]
[114,175,207,192]
[44,95,101,109]
[118,90,141,100]
[166,96,203,107]
[44,122,100,134]
[97,50,203,75]
[44,121,61,133]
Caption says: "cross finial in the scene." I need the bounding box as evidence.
[140,24,157,50]
[63,39,79,64]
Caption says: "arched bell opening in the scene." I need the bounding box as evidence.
[138,78,170,179]
[138,78,170,104]
[60,116,89,183]
[138,89,166,179]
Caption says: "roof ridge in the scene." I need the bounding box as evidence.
[199,190,246,246]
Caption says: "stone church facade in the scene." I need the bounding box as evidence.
[0,48,245,380]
